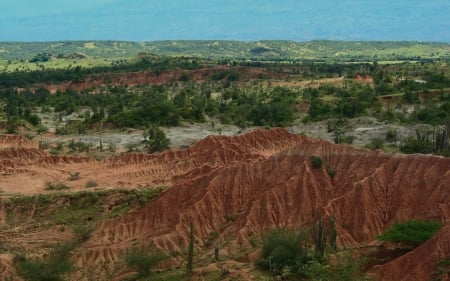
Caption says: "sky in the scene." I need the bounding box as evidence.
[0,0,449,42]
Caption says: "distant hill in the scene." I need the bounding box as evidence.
[1,40,449,61]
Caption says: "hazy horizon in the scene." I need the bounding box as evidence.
[1,0,449,42]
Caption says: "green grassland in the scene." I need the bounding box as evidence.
[0,57,117,73]
[0,40,449,63]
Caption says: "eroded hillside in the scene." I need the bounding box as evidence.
[0,129,449,280]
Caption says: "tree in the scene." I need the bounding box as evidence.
[144,125,170,153]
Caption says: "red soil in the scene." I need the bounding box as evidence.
[44,66,280,93]
[1,129,449,280]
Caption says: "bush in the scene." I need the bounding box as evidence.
[366,138,384,150]
[385,129,397,142]
[400,137,433,154]
[85,180,98,188]
[310,156,324,169]
[16,243,74,281]
[45,182,70,191]
[334,132,354,144]
[378,220,443,247]
[68,172,80,181]
[125,247,169,277]
[433,257,450,281]
[257,229,309,274]
[144,125,170,153]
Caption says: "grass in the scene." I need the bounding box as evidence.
[433,257,450,281]
[0,57,118,73]
[5,187,164,228]
[378,220,443,247]
[16,242,75,281]
[45,182,71,191]
[1,41,449,65]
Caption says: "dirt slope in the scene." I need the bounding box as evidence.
[0,129,303,194]
[369,225,450,281]
[1,129,449,280]
[76,131,449,280]
[44,66,280,93]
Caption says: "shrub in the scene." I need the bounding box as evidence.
[366,138,384,150]
[385,129,397,142]
[400,137,433,154]
[378,220,443,247]
[16,243,74,281]
[125,247,169,277]
[85,180,98,188]
[45,182,70,191]
[68,172,80,181]
[310,156,324,169]
[257,229,309,274]
[433,257,450,281]
[334,131,354,144]
[204,231,219,247]
[326,166,336,178]
[72,225,92,242]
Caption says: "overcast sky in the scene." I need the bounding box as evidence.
[1,0,449,41]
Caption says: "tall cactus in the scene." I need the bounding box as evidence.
[311,217,327,260]
[329,216,337,251]
[187,221,194,273]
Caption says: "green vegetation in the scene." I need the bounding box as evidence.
[310,156,324,169]
[125,247,169,278]
[15,243,75,281]
[433,257,450,281]
[144,125,170,153]
[1,53,449,155]
[1,40,450,280]
[311,217,328,260]
[45,182,70,191]
[400,126,450,156]
[378,220,443,247]
[68,172,80,181]
[85,180,98,188]
[258,228,309,274]
[6,188,165,280]
[257,225,368,280]
[6,188,163,229]
[0,40,449,62]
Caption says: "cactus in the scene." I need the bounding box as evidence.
[329,216,337,251]
[311,217,327,260]
[187,221,194,273]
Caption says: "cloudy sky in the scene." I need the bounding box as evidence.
[1,0,449,41]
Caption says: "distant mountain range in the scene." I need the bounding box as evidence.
[1,0,449,42]
[1,40,449,61]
